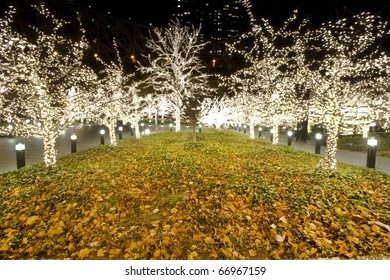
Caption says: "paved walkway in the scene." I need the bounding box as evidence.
[254,131,390,176]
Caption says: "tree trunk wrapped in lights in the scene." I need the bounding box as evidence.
[138,19,209,133]
[0,4,96,167]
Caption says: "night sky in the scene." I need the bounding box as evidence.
[1,0,389,26]
[75,0,390,26]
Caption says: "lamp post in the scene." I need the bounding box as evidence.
[258,127,262,138]
[270,129,274,143]
[366,138,377,168]
[198,124,202,133]
[243,125,247,134]
[315,133,322,154]
[118,126,123,140]
[100,129,105,145]
[70,134,77,153]
[287,131,293,146]
[15,143,26,169]
[140,122,145,134]
[169,123,173,132]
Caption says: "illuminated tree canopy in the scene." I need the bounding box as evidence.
[308,13,390,169]
[0,4,96,166]
[138,19,210,133]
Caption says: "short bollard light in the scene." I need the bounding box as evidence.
[243,124,247,134]
[258,127,262,138]
[70,134,77,153]
[270,129,274,143]
[15,143,26,169]
[100,129,105,145]
[366,138,377,169]
[118,126,123,140]
[315,133,322,154]
[287,131,293,146]
[198,124,202,133]
[140,123,145,133]
[169,123,173,132]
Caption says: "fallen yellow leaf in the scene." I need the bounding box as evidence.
[25,216,39,226]
[78,248,90,259]
[97,249,106,257]
[204,236,214,245]
[249,249,257,257]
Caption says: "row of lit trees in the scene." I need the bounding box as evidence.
[0,4,215,167]
[1,3,390,171]
[212,6,390,170]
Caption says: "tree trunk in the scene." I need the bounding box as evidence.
[134,121,141,139]
[362,125,369,138]
[175,108,181,132]
[43,134,58,167]
[272,122,279,145]
[249,123,255,139]
[318,121,339,170]
[192,119,197,143]
[108,122,117,146]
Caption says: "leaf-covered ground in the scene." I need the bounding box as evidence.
[0,130,389,259]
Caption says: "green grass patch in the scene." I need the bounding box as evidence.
[0,130,389,260]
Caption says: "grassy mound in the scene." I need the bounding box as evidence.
[0,130,389,259]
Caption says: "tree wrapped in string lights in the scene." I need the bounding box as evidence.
[227,72,267,139]
[156,95,173,126]
[142,93,157,126]
[227,11,310,144]
[373,56,390,131]
[90,40,134,146]
[0,4,96,167]
[308,13,390,169]
[138,19,209,133]
[121,86,146,140]
[0,6,31,134]
[198,95,235,130]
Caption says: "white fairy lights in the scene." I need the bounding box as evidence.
[138,19,209,133]
[1,4,96,167]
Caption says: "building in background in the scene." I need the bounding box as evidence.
[173,0,250,69]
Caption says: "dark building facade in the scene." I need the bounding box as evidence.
[172,0,249,68]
